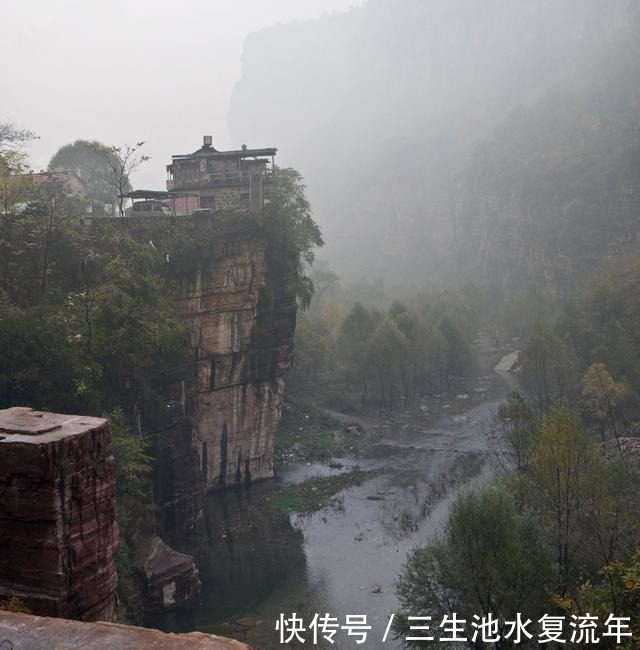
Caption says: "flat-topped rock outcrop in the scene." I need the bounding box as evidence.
[0,407,118,621]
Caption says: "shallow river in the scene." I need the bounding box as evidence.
[149,354,516,649]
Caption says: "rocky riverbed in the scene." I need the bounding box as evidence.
[149,348,518,649]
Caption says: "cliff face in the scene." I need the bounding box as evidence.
[0,408,119,622]
[229,0,633,283]
[452,18,640,296]
[145,214,297,537]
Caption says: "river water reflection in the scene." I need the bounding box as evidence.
[149,358,514,649]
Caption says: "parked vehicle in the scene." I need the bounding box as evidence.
[125,200,173,217]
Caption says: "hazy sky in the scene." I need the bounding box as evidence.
[3,0,360,188]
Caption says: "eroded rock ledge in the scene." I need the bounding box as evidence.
[0,611,250,650]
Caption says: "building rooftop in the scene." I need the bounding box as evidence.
[170,136,276,162]
[0,407,107,444]
[172,148,277,161]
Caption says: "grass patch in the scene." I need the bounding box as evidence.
[0,597,30,613]
[270,469,377,514]
[275,401,372,460]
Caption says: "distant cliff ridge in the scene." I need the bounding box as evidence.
[452,14,640,295]
[137,212,297,537]
[230,0,635,284]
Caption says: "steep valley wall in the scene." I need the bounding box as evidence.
[141,213,297,538]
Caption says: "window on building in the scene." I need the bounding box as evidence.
[181,162,200,181]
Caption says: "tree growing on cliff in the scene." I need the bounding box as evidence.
[266,167,323,308]
[63,221,189,415]
[0,217,189,417]
[22,181,85,296]
[108,408,152,588]
[0,305,78,411]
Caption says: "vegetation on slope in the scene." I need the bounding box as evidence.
[396,404,640,647]
[455,15,640,293]
[0,127,324,617]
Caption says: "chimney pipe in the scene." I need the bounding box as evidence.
[203,135,212,148]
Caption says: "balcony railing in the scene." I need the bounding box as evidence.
[168,171,273,192]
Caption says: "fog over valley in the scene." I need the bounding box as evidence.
[2,3,640,649]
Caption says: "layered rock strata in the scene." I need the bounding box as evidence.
[0,407,118,621]
[144,214,297,537]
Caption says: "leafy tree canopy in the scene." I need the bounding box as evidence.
[48,139,130,204]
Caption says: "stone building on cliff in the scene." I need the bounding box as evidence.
[125,136,277,216]
[167,135,276,213]
[119,139,292,541]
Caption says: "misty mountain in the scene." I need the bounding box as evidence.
[229,0,635,285]
[453,6,640,296]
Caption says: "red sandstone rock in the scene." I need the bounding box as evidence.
[0,408,119,622]
[178,222,296,492]
[144,214,297,537]
[139,536,201,613]
[0,611,250,650]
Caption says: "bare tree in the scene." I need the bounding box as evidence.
[93,142,149,217]
[0,120,36,157]
[0,121,36,289]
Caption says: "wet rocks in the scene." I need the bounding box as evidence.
[0,408,119,622]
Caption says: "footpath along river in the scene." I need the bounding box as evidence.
[150,349,519,649]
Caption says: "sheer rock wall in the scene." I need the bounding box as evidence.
[144,214,297,537]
